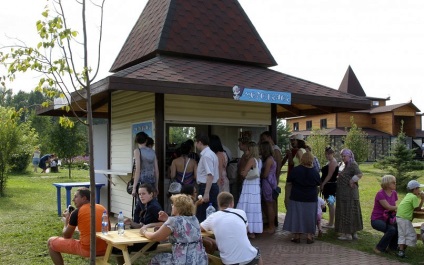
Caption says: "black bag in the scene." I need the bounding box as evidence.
[272,186,281,200]
[127,149,141,195]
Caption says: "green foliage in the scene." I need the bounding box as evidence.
[306,129,330,166]
[276,119,291,149]
[343,116,370,163]
[374,121,423,191]
[169,127,195,144]
[50,121,87,178]
[0,107,23,196]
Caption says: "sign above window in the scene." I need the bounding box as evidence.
[232,85,291,105]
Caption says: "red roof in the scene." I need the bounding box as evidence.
[110,0,277,72]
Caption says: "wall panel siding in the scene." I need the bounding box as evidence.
[336,113,369,128]
[165,95,270,125]
[370,113,393,134]
[287,114,336,131]
[110,91,155,217]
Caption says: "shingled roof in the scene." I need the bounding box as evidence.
[338,66,366,97]
[110,0,277,72]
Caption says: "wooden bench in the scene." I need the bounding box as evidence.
[413,222,424,240]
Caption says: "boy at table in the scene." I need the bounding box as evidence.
[200,192,263,265]
[395,180,424,258]
[47,187,107,264]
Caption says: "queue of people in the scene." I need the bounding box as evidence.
[47,130,424,264]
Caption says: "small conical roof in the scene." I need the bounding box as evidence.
[110,0,277,72]
[338,65,366,97]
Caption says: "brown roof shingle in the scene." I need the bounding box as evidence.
[110,0,277,72]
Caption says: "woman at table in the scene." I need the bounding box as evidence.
[132,131,159,223]
[141,194,208,265]
[121,183,163,256]
[371,175,398,254]
[125,183,163,229]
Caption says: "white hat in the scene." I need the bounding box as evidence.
[292,133,304,141]
[407,180,424,190]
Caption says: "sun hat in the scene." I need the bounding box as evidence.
[292,134,304,141]
[407,180,424,190]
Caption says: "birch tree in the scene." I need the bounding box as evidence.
[0,0,106,263]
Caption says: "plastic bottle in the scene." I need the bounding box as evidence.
[117,211,125,236]
[101,210,108,235]
[206,203,216,218]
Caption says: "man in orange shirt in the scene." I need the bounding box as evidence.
[48,187,107,264]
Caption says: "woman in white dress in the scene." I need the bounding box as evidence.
[237,141,263,239]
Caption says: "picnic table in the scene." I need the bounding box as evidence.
[52,182,105,216]
[96,229,221,265]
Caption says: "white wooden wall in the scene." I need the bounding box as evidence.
[108,92,271,217]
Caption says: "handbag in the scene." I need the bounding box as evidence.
[383,210,396,225]
[168,158,190,194]
[265,177,281,200]
[245,158,260,180]
[127,148,142,194]
[319,191,327,213]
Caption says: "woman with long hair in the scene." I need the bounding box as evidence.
[237,141,263,239]
[259,141,277,234]
[132,131,159,223]
[320,146,339,228]
[170,141,197,186]
[209,134,229,193]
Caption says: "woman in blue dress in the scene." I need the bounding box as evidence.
[141,194,208,265]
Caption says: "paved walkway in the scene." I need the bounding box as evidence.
[251,214,406,265]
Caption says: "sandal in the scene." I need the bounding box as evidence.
[306,238,314,244]
[291,238,300,243]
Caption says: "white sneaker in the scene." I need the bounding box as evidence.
[337,234,352,241]
[352,233,359,240]
[322,224,334,229]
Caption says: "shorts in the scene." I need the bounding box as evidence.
[396,217,417,247]
[48,237,106,257]
[32,158,40,166]
[49,237,90,257]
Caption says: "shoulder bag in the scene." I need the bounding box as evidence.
[245,158,260,180]
[168,158,190,194]
[127,148,142,194]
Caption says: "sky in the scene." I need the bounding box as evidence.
[1,0,424,112]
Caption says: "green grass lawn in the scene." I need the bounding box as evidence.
[1,163,424,264]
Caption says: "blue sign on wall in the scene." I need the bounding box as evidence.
[232,85,291,105]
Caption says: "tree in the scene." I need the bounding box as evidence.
[50,121,86,178]
[0,107,23,196]
[343,116,369,163]
[375,121,423,191]
[306,129,330,167]
[0,0,106,262]
[276,119,291,149]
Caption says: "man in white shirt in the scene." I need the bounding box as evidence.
[201,192,263,265]
[195,133,220,222]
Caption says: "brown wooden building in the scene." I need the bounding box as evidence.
[286,66,424,161]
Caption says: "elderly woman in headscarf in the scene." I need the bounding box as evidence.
[335,148,363,241]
